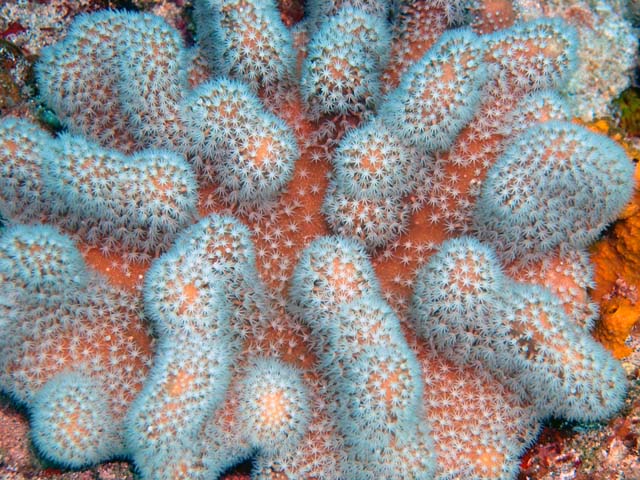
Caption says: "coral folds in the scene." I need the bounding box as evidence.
[0,1,636,479]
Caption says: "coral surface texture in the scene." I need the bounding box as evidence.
[0,1,636,480]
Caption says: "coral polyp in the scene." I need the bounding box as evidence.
[0,1,635,479]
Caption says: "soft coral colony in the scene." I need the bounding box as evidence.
[0,0,635,479]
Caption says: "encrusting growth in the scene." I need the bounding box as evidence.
[0,0,636,479]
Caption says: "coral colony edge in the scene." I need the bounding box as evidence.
[0,0,637,479]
